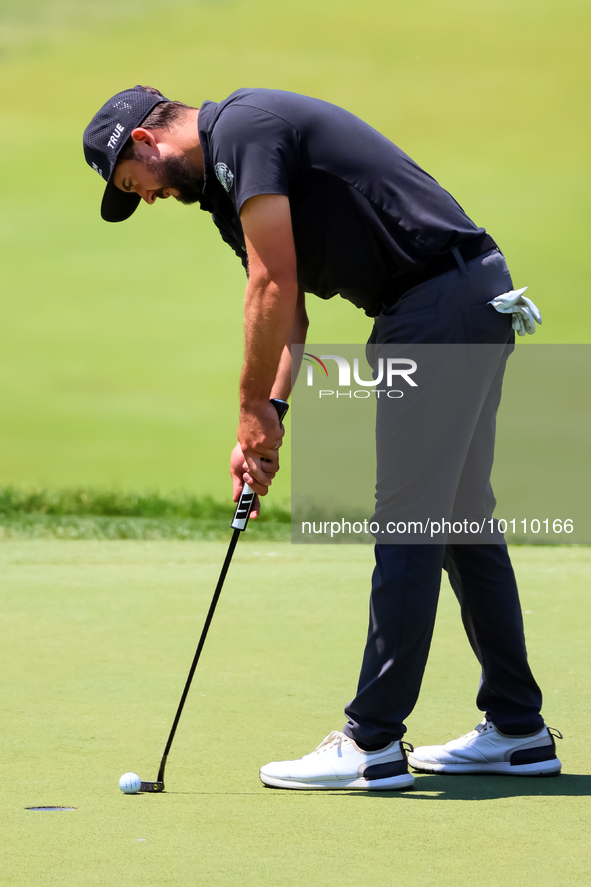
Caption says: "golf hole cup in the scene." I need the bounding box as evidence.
[119,772,142,794]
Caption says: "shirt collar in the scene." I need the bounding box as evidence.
[196,100,218,213]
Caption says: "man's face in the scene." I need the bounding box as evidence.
[113,140,204,207]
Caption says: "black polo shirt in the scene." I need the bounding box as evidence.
[197,89,485,317]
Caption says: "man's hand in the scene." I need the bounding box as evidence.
[237,400,284,496]
[230,399,284,517]
[230,442,264,518]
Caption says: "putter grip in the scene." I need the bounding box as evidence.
[231,398,289,531]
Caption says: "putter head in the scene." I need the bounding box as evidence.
[140,780,165,793]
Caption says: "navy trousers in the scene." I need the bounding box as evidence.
[343,248,544,746]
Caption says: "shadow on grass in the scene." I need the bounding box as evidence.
[336,773,591,801]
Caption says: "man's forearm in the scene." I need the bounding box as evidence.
[270,289,308,401]
[240,276,299,409]
[235,193,299,492]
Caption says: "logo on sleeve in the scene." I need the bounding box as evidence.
[215,162,234,193]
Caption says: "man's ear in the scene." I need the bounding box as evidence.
[131,127,158,148]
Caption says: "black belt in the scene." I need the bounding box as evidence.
[385,232,499,306]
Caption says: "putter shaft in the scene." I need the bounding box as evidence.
[140,398,289,793]
[155,528,241,788]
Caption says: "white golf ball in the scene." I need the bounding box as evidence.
[119,772,141,794]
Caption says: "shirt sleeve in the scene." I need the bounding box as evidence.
[209,103,301,213]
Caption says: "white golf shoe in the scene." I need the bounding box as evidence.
[260,731,415,790]
[408,719,562,776]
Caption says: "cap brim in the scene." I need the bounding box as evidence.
[101,176,141,223]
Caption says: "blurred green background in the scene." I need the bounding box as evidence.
[1,0,589,498]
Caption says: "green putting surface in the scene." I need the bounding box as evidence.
[2,540,589,886]
[1,0,589,882]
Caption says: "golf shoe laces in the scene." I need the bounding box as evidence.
[464,719,563,741]
[309,731,347,755]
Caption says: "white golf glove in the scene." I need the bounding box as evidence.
[487,286,542,336]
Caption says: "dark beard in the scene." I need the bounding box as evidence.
[141,153,204,205]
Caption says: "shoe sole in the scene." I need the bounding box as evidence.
[259,772,415,791]
[407,754,562,777]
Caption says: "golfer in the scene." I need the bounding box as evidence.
[83,85,561,790]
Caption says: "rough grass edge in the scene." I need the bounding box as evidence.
[0,487,291,540]
[0,514,291,541]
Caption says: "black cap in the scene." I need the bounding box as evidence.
[83,86,170,222]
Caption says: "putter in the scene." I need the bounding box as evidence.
[138,397,289,793]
